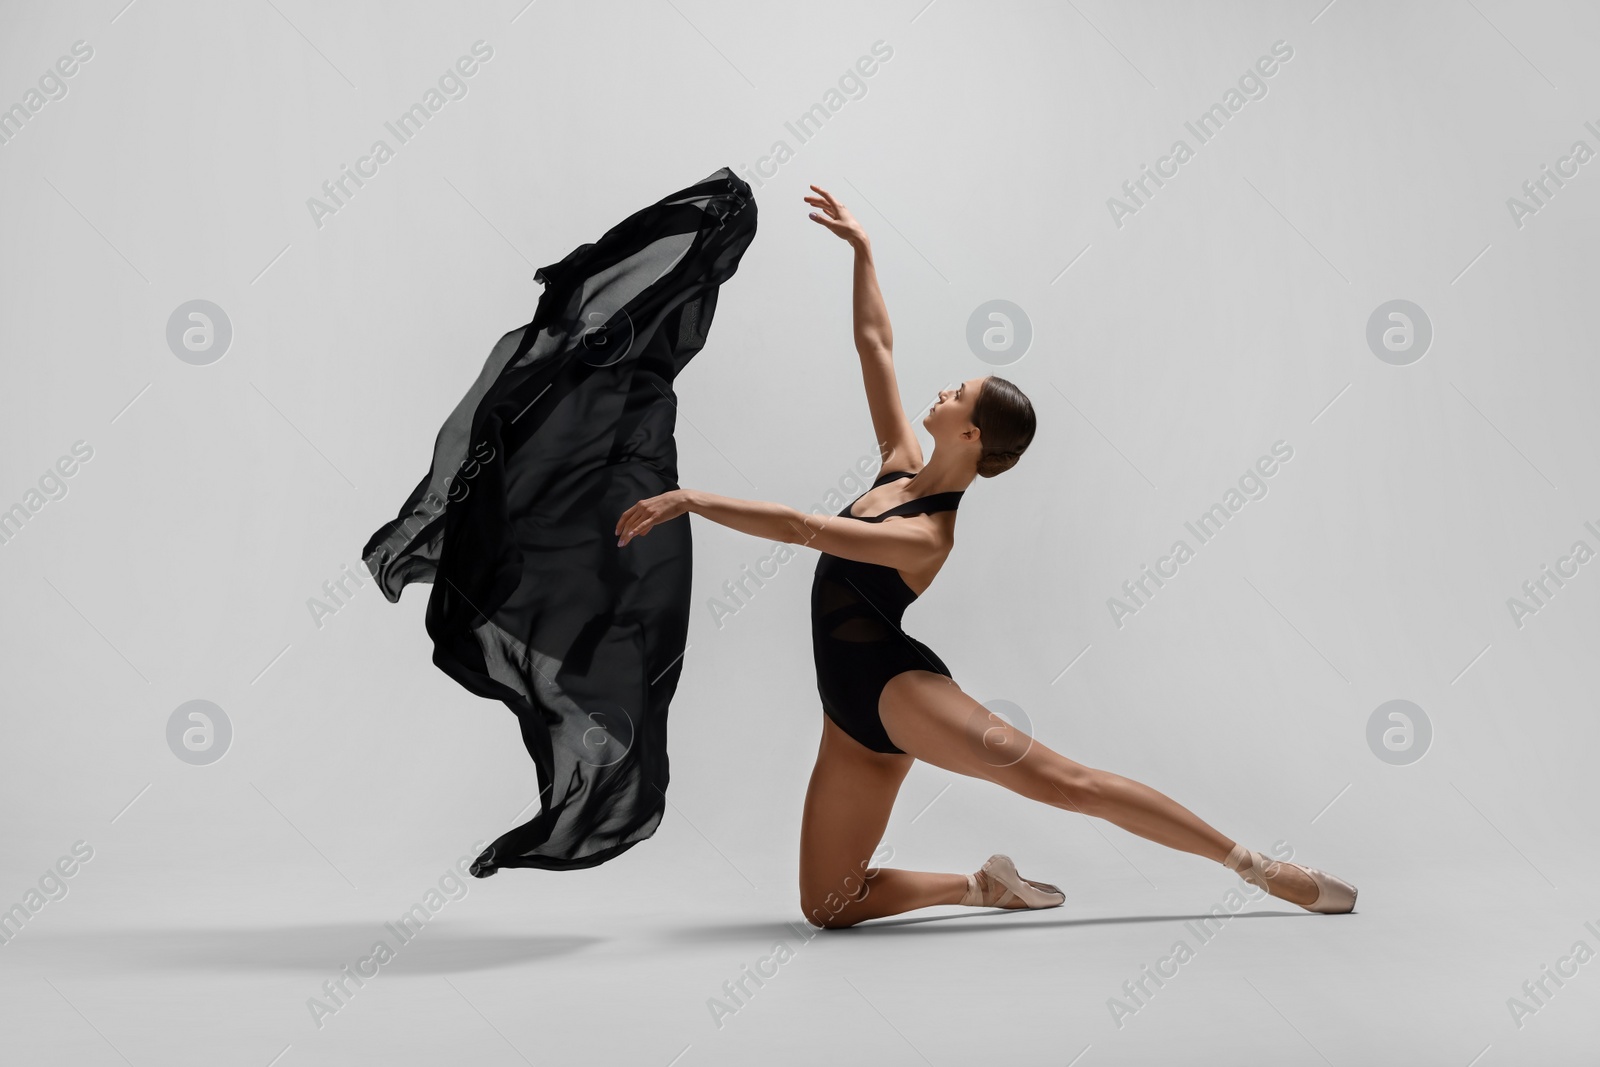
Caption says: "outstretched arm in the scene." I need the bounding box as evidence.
[615,488,938,572]
[806,185,925,472]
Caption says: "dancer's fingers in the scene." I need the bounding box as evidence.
[618,499,660,543]
[803,196,836,218]
[619,518,653,546]
[617,502,646,536]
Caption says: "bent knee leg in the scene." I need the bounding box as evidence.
[798,891,865,929]
[798,869,874,929]
[800,901,862,930]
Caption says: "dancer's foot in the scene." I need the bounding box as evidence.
[965,865,1019,908]
[960,854,1065,910]
[1223,843,1356,914]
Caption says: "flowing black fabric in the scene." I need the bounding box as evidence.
[363,167,757,874]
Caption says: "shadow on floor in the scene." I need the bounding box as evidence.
[14,923,599,974]
[663,909,1321,943]
[847,908,1325,934]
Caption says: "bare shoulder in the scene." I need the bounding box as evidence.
[880,502,959,546]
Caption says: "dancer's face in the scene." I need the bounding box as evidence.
[923,376,984,444]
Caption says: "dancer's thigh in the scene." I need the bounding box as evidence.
[879,671,1099,810]
[798,715,911,925]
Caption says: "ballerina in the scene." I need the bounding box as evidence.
[615,184,1357,927]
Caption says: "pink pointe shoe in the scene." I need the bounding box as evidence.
[1223,843,1357,914]
[960,854,1065,910]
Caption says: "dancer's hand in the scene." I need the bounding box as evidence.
[805,185,867,246]
[616,489,690,547]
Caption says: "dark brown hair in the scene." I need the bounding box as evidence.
[971,375,1036,478]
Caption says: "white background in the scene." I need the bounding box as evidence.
[2,0,1597,1063]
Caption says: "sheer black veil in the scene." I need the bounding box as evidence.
[363,167,758,873]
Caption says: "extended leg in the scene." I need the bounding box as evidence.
[878,672,1322,906]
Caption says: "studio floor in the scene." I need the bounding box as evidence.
[4,826,1595,1065]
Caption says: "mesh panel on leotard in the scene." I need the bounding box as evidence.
[814,574,896,643]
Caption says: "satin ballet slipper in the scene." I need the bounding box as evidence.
[1223,843,1356,914]
[960,854,1065,909]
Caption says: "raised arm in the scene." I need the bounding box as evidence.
[806,185,925,473]
[615,488,939,572]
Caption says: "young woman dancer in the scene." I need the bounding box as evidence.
[616,184,1357,928]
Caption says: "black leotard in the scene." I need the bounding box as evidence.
[810,469,964,753]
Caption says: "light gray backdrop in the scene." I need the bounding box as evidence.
[3,0,1597,1064]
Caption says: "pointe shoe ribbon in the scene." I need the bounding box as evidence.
[961,871,983,907]
[1223,843,1357,914]
[963,854,1065,909]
